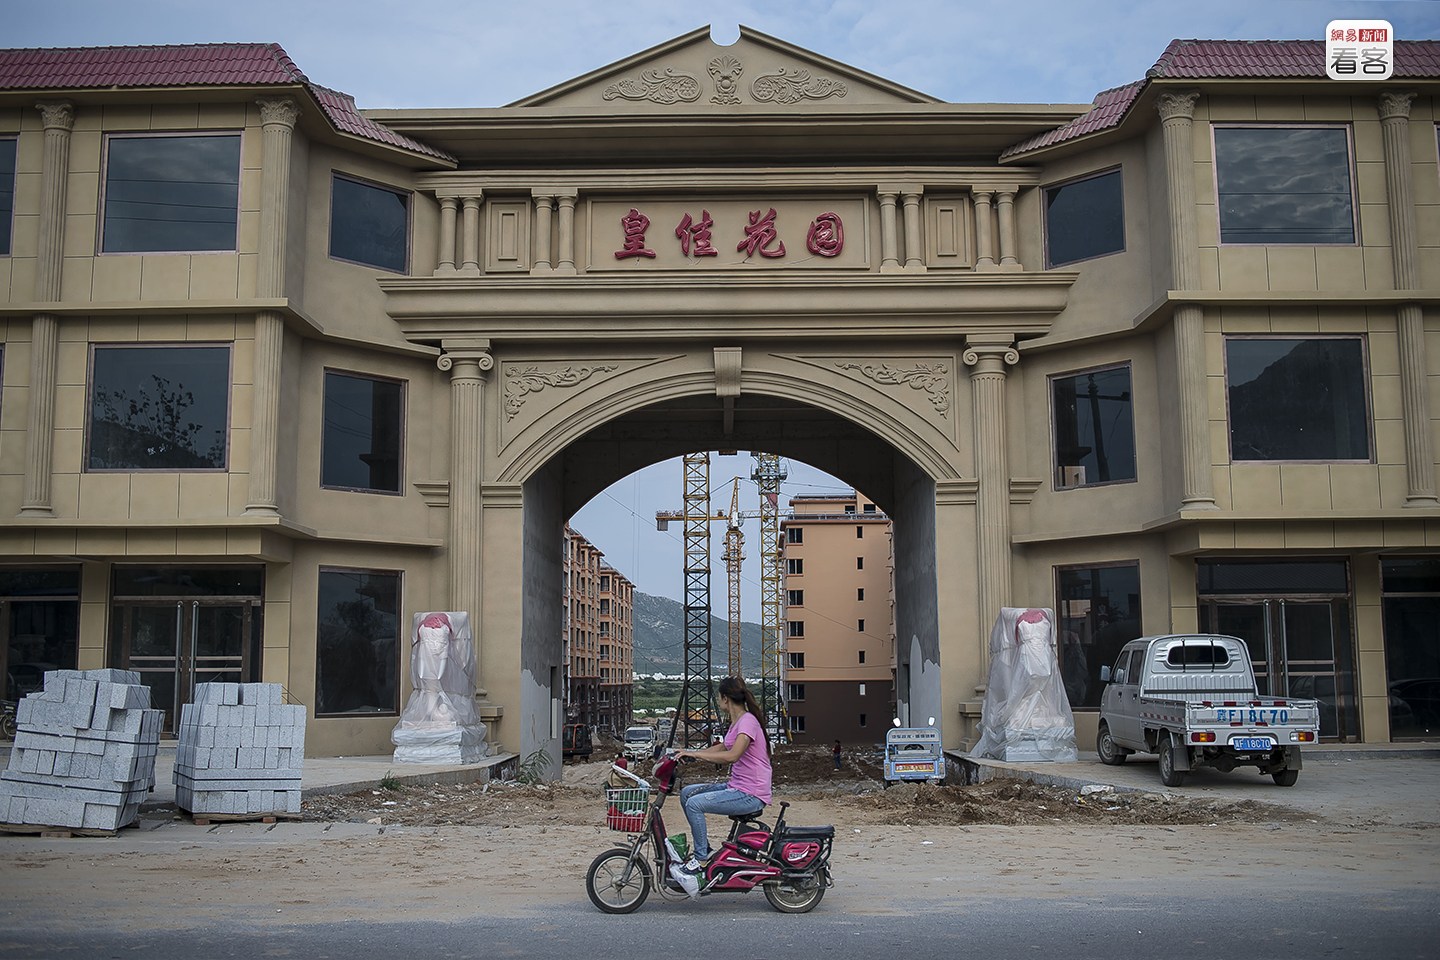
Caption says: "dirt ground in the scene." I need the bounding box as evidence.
[302,744,1309,829]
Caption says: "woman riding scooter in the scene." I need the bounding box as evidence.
[673,676,771,878]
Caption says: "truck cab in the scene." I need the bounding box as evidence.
[623,725,656,762]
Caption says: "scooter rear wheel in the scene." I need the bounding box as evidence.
[764,870,826,914]
[586,847,652,914]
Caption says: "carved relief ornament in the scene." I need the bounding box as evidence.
[751,68,848,103]
[504,364,619,419]
[836,361,950,417]
[602,68,701,104]
[708,56,743,104]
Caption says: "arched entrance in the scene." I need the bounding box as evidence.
[376,27,1077,763]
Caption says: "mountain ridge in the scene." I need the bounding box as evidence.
[632,591,762,675]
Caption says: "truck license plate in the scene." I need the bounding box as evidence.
[1232,737,1274,751]
[895,763,933,772]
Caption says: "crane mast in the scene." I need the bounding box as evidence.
[722,479,745,679]
[751,453,788,738]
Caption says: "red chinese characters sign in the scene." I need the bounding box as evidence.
[614,206,846,262]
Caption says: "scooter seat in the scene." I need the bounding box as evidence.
[779,825,834,841]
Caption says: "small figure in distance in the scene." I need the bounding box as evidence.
[833,739,842,770]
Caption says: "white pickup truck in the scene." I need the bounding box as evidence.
[1097,634,1320,788]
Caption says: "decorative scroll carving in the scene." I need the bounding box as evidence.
[962,346,1020,368]
[504,364,618,419]
[602,68,701,104]
[708,56,743,104]
[837,361,950,417]
[751,68,848,103]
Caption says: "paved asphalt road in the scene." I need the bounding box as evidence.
[9,890,1437,960]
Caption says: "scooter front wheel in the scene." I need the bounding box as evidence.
[764,870,826,914]
[586,847,652,914]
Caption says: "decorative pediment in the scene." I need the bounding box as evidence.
[510,25,937,109]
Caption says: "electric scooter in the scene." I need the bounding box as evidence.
[586,752,834,914]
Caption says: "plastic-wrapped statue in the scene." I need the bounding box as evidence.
[970,607,1079,762]
[391,611,488,763]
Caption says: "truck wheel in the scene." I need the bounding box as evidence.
[1158,736,1187,788]
[1271,769,1299,787]
[1096,723,1127,766]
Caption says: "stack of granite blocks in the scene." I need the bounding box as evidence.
[0,669,163,831]
[173,682,306,816]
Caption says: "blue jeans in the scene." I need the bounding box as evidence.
[678,782,763,859]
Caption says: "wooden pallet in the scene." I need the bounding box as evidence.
[184,810,301,826]
[0,821,120,838]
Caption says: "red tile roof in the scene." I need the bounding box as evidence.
[1148,39,1440,79]
[1004,39,1440,160]
[0,43,451,164]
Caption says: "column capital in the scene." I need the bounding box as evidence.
[963,340,1019,371]
[1155,90,1200,122]
[439,339,494,376]
[1378,90,1417,121]
[971,189,994,203]
[256,97,300,129]
[35,100,74,131]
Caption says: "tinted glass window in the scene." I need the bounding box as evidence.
[0,137,16,256]
[0,568,80,597]
[89,346,230,470]
[329,175,409,272]
[1057,563,1142,709]
[1382,557,1440,594]
[112,566,263,598]
[1166,642,1230,667]
[1196,560,1349,595]
[1044,169,1124,266]
[322,371,404,492]
[103,135,241,253]
[1052,365,1135,488]
[1214,127,1354,244]
[1226,338,1368,461]
[4,598,79,700]
[316,569,400,715]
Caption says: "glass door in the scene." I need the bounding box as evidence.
[1200,598,1357,740]
[112,600,257,731]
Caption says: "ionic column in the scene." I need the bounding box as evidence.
[439,340,493,680]
[245,98,299,517]
[460,196,481,275]
[973,191,995,269]
[902,190,925,272]
[1157,90,1214,509]
[556,192,577,275]
[964,340,1019,650]
[1378,91,1438,507]
[532,193,555,273]
[20,101,74,518]
[436,197,458,274]
[996,188,1019,267]
[878,190,900,272]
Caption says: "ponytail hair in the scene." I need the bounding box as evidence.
[718,675,768,755]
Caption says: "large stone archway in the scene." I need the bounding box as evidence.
[374,26,1079,761]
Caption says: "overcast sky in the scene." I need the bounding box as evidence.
[11,1,1439,616]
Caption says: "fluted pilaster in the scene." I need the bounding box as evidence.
[33,101,73,302]
[254,98,298,298]
[19,314,59,517]
[1157,90,1214,509]
[20,102,75,518]
[965,340,1019,653]
[1378,90,1438,506]
[440,341,493,663]
[245,98,298,516]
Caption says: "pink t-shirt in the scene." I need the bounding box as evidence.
[724,711,772,804]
